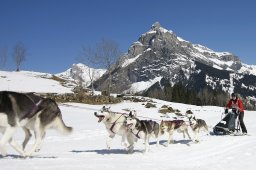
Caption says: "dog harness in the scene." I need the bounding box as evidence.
[132,129,142,139]
[109,113,125,134]
[131,120,156,139]
[21,99,43,120]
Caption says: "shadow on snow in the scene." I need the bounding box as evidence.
[0,154,57,159]
[70,149,142,155]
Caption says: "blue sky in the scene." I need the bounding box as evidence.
[0,0,255,73]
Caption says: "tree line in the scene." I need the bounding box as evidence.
[143,83,230,107]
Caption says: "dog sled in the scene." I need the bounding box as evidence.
[213,108,241,135]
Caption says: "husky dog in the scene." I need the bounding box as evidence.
[94,106,135,153]
[160,120,191,146]
[0,91,73,157]
[0,92,46,153]
[125,112,160,153]
[21,92,45,151]
[185,110,209,142]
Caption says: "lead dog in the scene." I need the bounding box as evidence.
[125,112,160,153]
[94,106,135,153]
[160,119,191,146]
[185,110,209,142]
[0,91,73,157]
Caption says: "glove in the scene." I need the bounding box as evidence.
[231,108,237,113]
[225,109,228,114]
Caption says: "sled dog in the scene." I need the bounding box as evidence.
[94,106,135,153]
[125,112,160,153]
[186,110,209,142]
[0,91,73,157]
[160,119,191,146]
[21,92,45,151]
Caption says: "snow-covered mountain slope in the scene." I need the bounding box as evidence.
[57,63,106,87]
[0,70,73,93]
[93,22,256,98]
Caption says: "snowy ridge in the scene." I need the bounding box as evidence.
[57,63,106,87]
[0,70,73,93]
[124,77,162,94]
[0,63,106,93]
[193,44,232,57]
[122,54,142,68]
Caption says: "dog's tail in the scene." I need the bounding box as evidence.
[55,114,73,135]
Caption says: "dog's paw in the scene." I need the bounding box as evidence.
[121,142,128,147]
[35,148,41,152]
[127,146,134,154]
[0,146,7,157]
[23,152,31,158]
[194,140,200,143]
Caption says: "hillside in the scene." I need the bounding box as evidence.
[0,70,73,94]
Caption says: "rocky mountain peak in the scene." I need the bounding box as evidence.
[94,23,256,99]
[151,21,161,30]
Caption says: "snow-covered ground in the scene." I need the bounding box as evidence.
[1,100,256,170]
[1,70,256,170]
[0,70,73,93]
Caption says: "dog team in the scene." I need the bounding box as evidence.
[94,106,209,153]
[0,90,208,157]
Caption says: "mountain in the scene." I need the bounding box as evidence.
[94,22,256,98]
[57,63,106,87]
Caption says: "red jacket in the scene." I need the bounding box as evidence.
[226,99,244,112]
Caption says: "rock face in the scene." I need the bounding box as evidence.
[93,22,256,98]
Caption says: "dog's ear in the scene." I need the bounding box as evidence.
[129,111,133,117]
[133,110,137,118]
[102,106,106,112]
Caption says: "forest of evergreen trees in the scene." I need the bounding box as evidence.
[143,83,230,107]
[142,83,256,110]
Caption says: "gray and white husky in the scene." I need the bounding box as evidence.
[0,91,73,157]
[160,119,191,146]
[125,112,160,153]
[185,110,209,142]
[94,106,135,153]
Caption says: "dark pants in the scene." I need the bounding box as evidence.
[239,111,247,133]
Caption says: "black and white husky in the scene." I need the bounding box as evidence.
[125,112,160,153]
[94,106,135,153]
[0,91,73,157]
[185,110,209,142]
